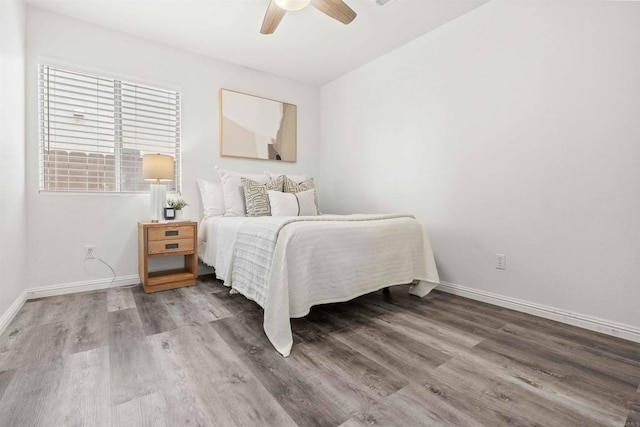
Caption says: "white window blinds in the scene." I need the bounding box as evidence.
[39,65,181,193]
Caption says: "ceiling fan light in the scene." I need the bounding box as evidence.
[274,0,311,12]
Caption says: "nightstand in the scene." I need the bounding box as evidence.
[138,221,198,293]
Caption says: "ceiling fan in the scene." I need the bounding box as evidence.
[261,0,357,34]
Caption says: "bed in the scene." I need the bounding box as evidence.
[198,213,440,357]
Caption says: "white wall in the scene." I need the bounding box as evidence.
[0,0,27,319]
[319,1,640,330]
[25,7,319,289]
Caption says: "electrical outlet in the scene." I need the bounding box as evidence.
[85,245,96,259]
[496,254,506,270]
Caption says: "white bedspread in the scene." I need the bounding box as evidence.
[199,214,440,356]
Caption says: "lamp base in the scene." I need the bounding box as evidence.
[149,183,166,222]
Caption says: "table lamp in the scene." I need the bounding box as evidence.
[143,153,174,222]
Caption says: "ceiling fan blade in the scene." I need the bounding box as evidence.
[311,0,356,25]
[261,0,287,34]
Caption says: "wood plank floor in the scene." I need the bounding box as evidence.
[0,276,638,426]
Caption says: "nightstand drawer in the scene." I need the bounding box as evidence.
[148,226,195,242]
[148,238,194,255]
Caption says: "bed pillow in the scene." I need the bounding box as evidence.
[268,189,318,217]
[217,168,270,217]
[197,178,225,218]
[283,176,319,214]
[241,175,285,217]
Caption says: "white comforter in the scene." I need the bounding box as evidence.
[199,214,440,356]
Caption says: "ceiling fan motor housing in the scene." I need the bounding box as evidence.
[275,0,312,11]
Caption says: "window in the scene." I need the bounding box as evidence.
[38,65,181,193]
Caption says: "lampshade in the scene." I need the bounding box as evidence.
[143,154,174,182]
[274,0,311,11]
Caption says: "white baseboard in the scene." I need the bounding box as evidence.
[0,291,27,337]
[25,275,140,300]
[437,281,640,344]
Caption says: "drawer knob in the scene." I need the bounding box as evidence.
[165,230,179,237]
[165,243,179,249]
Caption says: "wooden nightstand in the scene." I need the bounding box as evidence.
[138,221,198,293]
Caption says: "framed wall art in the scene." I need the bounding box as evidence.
[219,88,297,162]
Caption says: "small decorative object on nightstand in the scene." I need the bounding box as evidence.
[167,198,188,221]
[163,207,176,220]
[138,221,198,293]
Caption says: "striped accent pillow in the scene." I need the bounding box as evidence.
[283,176,319,214]
[241,175,284,216]
[268,189,318,217]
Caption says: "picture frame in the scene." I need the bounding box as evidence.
[219,88,297,162]
[163,207,176,220]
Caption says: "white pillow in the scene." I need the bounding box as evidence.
[266,172,308,183]
[217,168,270,217]
[268,189,318,217]
[197,178,225,218]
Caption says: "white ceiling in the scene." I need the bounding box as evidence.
[26,0,488,86]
